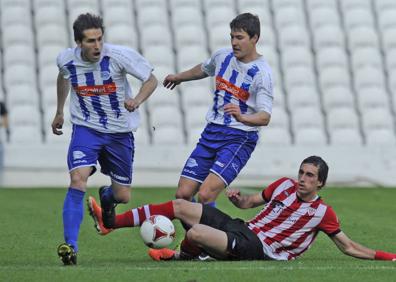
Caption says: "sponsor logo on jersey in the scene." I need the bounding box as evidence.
[215,161,224,168]
[73,150,86,160]
[215,76,250,102]
[186,158,198,168]
[73,82,116,96]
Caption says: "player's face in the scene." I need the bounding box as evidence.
[78,28,103,63]
[297,163,322,200]
[230,29,258,63]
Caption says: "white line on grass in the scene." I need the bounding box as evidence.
[127,265,396,271]
[3,265,394,271]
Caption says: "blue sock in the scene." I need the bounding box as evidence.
[62,187,85,252]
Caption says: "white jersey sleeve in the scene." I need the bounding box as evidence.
[109,45,153,82]
[56,48,74,79]
[253,68,274,114]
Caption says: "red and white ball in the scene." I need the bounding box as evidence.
[140,215,176,249]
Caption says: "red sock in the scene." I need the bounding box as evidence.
[114,201,175,228]
[375,250,396,261]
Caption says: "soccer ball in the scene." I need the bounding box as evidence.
[140,215,176,249]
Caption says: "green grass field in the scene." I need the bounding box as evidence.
[1,187,395,282]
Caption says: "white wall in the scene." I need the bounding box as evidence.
[2,143,396,188]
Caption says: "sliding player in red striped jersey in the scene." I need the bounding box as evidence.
[88,156,396,261]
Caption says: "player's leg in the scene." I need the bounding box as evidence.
[98,131,134,228]
[58,167,92,265]
[199,129,259,203]
[63,166,92,247]
[177,127,218,205]
[186,224,228,259]
[176,177,200,201]
[88,198,202,229]
[196,173,226,204]
[59,125,101,264]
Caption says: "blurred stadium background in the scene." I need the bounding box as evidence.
[1,0,396,187]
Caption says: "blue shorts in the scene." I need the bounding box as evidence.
[67,125,134,185]
[181,123,259,186]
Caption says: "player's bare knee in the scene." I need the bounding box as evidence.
[197,190,216,204]
[176,183,197,200]
[70,173,88,189]
[172,199,189,216]
[186,225,203,244]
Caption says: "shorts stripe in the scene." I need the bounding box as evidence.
[209,169,229,186]
[219,134,249,176]
[180,175,204,184]
[69,164,96,172]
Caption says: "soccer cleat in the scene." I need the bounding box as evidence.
[87,196,113,235]
[99,186,116,229]
[57,243,77,265]
[197,252,216,261]
[148,248,177,261]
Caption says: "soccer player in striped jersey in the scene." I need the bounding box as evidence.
[88,156,396,261]
[163,13,273,208]
[53,13,158,265]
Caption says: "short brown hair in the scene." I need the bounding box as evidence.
[73,13,104,42]
[230,13,260,39]
[301,156,329,188]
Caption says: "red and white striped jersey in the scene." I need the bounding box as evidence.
[247,177,340,261]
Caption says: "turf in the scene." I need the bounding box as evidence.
[0,187,395,282]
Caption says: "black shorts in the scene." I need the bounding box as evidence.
[200,205,267,260]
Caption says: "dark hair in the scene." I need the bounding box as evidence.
[73,13,104,42]
[229,13,260,39]
[301,156,329,188]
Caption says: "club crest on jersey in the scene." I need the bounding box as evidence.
[307,207,316,216]
[270,200,285,214]
[100,71,111,80]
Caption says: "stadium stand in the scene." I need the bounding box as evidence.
[2,0,396,187]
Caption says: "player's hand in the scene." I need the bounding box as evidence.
[226,188,242,204]
[51,113,64,135]
[224,103,243,122]
[163,74,181,90]
[125,98,140,112]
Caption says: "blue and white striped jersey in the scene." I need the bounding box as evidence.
[57,43,153,133]
[202,47,274,131]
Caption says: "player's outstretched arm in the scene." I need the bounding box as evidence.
[331,231,396,261]
[163,64,208,90]
[226,189,265,209]
[125,74,158,112]
[224,105,271,126]
[52,72,70,135]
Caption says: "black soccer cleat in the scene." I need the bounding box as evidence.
[57,243,77,265]
[99,186,116,229]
